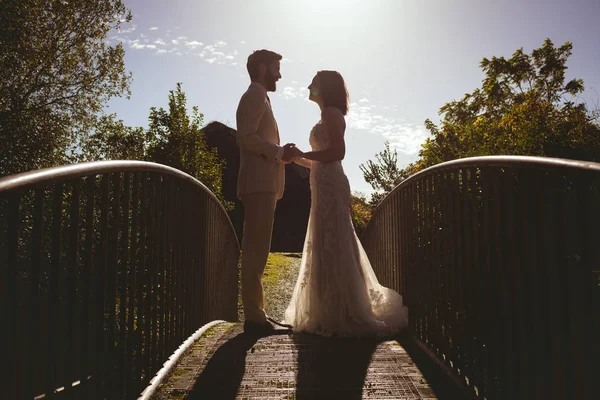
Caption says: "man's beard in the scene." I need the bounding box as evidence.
[265,70,277,91]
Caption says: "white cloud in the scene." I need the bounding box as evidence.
[279,86,308,100]
[185,40,203,48]
[118,24,137,33]
[282,87,297,99]
[112,29,237,65]
[347,100,429,154]
[150,27,158,30]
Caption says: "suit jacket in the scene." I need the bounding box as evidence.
[236,82,285,199]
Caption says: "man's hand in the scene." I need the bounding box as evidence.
[290,147,303,158]
[282,143,296,163]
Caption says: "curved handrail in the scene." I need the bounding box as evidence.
[368,155,600,225]
[0,160,240,249]
[361,155,600,399]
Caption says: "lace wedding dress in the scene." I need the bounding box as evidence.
[284,110,409,337]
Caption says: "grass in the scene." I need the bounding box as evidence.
[237,252,302,322]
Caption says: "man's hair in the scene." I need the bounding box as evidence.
[317,70,349,115]
[246,49,282,80]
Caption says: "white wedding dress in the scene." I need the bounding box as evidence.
[284,110,409,337]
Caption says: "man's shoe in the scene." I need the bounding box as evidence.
[243,319,276,335]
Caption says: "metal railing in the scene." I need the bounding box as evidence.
[0,161,240,400]
[361,156,600,399]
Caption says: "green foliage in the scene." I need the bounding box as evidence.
[0,0,132,176]
[359,142,416,206]
[350,192,373,237]
[146,83,232,209]
[78,84,231,208]
[80,114,146,161]
[417,39,600,172]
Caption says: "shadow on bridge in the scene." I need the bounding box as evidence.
[189,331,378,399]
[189,331,260,399]
[181,322,467,399]
[292,335,377,400]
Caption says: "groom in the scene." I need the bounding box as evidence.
[236,49,295,334]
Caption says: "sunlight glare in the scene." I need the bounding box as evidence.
[284,0,369,19]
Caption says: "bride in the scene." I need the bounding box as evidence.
[284,70,409,337]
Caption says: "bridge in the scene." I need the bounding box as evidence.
[1,156,599,399]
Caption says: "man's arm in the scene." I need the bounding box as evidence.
[236,90,283,161]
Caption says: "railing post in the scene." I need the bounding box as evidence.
[65,180,81,398]
[3,193,20,399]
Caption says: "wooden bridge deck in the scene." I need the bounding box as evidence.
[151,322,464,400]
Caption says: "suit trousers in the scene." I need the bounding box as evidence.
[241,192,278,323]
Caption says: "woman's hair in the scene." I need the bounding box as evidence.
[316,70,349,115]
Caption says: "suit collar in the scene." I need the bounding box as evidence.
[249,82,268,97]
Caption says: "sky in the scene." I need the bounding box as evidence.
[107,0,600,195]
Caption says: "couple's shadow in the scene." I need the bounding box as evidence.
[292,334,378,399]
[188,329,378,399]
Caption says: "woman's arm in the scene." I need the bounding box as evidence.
[297,108,346,162]
[292,157,312,169]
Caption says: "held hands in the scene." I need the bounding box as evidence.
[282,143,304,163]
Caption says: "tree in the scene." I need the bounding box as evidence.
[78,84,231,208]
[417,39,600,171]
[0,0,132,176]
[350,192,373,237]
[80,114,145,161]
[359,142,416,206]
[146,83,231,208]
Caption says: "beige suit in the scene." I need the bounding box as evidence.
[236,82,285,323]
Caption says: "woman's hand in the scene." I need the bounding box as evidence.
[291,146,304,158]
